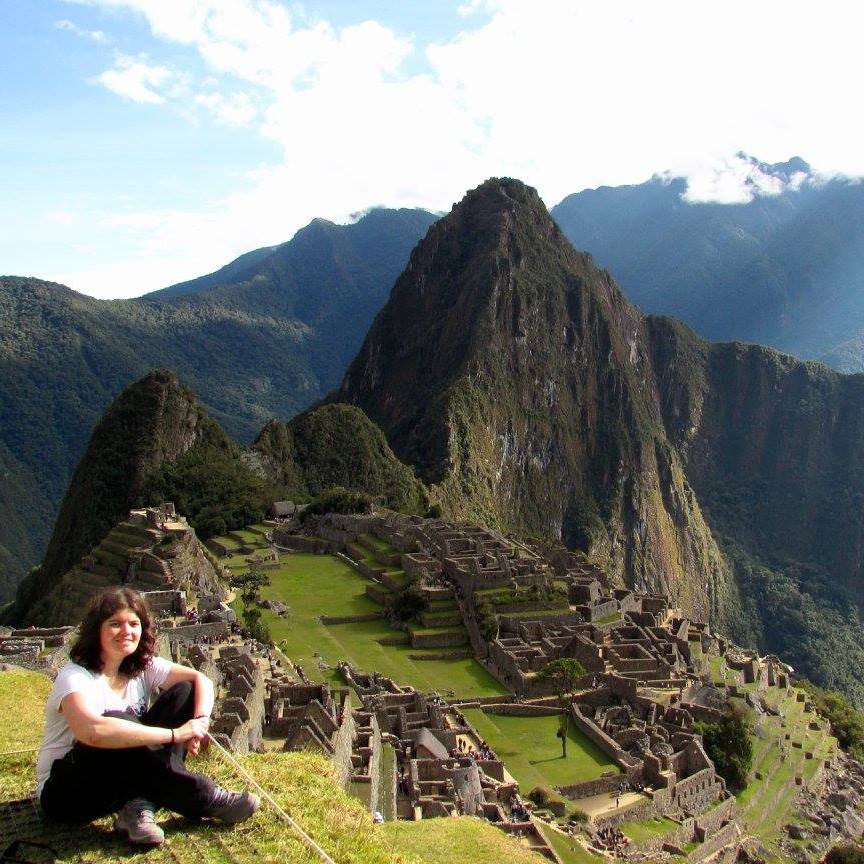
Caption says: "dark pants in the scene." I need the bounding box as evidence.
[40,682,215,823]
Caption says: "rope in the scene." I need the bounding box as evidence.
[0,748,38,757]
[204,732,337,864]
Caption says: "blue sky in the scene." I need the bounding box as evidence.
[2,0,862,298]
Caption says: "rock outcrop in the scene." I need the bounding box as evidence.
[250,403,428,514]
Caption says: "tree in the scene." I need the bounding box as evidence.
[389,582,429,622]
[694,704,753,792]
[230,568,272,644]
[537,657,586,758]
[230,569,271,604]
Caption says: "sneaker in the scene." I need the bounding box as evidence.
[115,798,165,846]
[202,787,261,824]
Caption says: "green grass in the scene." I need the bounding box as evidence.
[620,815,678,843]
[229,551,505,699]
[231,529,270,547]
[381,819,548,864]
[734,684,838,855]
[359,533,391,552]
[536,825,605,864]
[463,709,619,790]
[707,655,728,684]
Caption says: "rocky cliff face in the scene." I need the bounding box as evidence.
[647,318,864,701]
[8,369,234,623]
[336,179,739,630]
[332,178,864,699]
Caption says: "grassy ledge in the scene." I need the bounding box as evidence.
[0,667,544,864]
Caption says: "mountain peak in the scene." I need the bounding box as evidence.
[9,369,231,623]
[734,151,811,181]
[334,179,731,627]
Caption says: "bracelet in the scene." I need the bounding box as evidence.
[170,729,175,744]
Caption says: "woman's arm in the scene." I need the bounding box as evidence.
[161,663,215,719]
[61,691,208,749]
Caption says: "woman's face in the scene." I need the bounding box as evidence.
[99,607,142,666]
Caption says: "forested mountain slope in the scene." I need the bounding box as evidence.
[0,208,433,600]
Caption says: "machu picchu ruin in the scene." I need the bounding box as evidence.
[2,501,861,864]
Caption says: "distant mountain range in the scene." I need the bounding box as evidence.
[0,207,434,599]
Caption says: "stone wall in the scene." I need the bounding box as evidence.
[367,714,383,815]
[482,704,560,717]
[274,534,336,554]
[695,799,736,835]
[688,821,739,863]
[558,774,625,800]
[142,589,185,616]
[671,766,723,813]
[499,612,579,632]
[331,693,356,790]
[569,705,634,770]
[211,653,265,754]
[163,621,228,643]
[592,797,657,830]
[409,629,470,649]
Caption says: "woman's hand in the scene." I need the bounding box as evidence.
[173,716,210,750]
[187,716,211,756]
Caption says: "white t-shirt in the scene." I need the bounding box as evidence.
[36,657,172,794]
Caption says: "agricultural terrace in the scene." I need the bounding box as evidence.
[463,708,620,791]
[216,527,506,699]
[703,654,839,861]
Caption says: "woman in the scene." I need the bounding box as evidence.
[36,586,259,846]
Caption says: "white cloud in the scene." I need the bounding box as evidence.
[456,1,501,18]
[94,54,171,104]
[55,18,110,43]
[683,155,789,204]
[52,0,864,298]
[194,91,256,125]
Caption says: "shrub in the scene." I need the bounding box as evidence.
[694,705,753,792]
[799,679,864,761]
[826,843,864,864]
[389,583,429,622]
[569,807,588,823]
[527,786,552,807]
[144,446,273,540]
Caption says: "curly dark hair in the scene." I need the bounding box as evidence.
[69,586,157,676]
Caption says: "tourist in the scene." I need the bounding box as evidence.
[36,586,260,847]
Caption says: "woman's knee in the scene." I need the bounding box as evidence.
[164,680,194,701]
[144,680,196,725]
